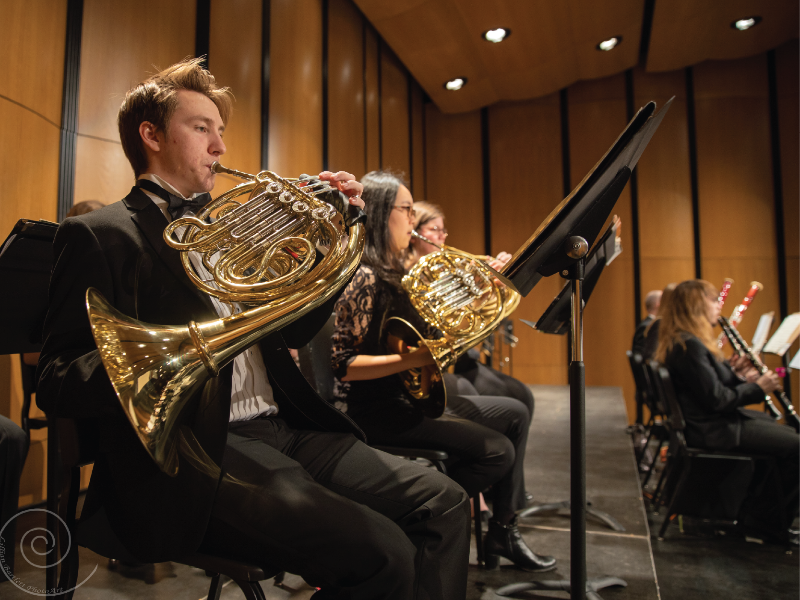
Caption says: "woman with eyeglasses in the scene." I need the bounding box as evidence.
[406,201,538,502]
[658,279,798,543]
[331,171,557,572]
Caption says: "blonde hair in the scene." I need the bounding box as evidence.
[405,201,445,269]
[118,57,233,177]
[654,279,722,363]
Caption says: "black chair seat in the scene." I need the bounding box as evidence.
[182,552,280,582]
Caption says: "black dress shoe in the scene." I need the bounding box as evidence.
[484,517,557,572]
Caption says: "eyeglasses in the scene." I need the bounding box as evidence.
[392,205,417,219]
[420,225,448,237]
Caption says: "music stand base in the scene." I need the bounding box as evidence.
[495,576,628,600]
[519,501,626,532]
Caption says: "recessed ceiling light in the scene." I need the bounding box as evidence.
[596,36,622,51]
[444,77,467,91]
[483,28,511,43]
[731,16,762,31]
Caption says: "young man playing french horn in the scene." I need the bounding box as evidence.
[37,58,470,599]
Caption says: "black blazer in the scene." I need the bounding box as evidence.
[631,315,654,358]
[36,187,363,562]
[665,333,764,450]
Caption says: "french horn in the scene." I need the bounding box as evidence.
[384,231,520,418]
[87,163,365,475]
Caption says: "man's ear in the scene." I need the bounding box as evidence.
[139,121,162,153]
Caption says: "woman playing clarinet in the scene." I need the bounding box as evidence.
[331,171,556,571]
[657,279,799,543]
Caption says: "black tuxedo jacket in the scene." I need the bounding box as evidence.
[665,334,764,450]
[37,186,363,562]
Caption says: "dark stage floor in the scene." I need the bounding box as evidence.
[2,385,796,599]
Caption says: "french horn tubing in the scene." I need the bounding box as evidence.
[87,163,365,476]
[384,231,520,418]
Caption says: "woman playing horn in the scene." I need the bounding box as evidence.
[331,171,556,571]
[406,201,537,503]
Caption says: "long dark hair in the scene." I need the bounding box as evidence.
[654,279,721,363]
[361,170,408,290]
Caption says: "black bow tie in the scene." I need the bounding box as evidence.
[137,179,212,220]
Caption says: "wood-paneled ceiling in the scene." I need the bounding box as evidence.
[354,0,799,114]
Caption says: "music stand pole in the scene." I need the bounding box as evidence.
[497,240,626,599]
[568,257,587,598]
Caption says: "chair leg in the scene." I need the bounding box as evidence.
[46,420,61,600]
[206,573,224,600]
[658,461,691,540]
[232,579,267,600]
[473,494,484,567]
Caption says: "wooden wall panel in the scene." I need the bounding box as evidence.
[0,0,67,125]
[209,0,262,195]
[268,0,323,176]
[364,26,380,174]
[633,67,695,306]
[694,56,781,351]
[568,73,637,419]
[410,81,426,199]
[776,39,799,407]
[328,0,366,178]
[489,95,567,384]
[380,45,410,175]
[74,137,134,204]
[424,105,483,255]
[76,0,195,205]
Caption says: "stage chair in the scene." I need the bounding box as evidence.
[649,365,774,540]
[297,313,487,566]
[626,351,666,482]
[43,417,285,600]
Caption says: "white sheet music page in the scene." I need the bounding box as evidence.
[789,352,800,370]
[763,313,800,356]
[751,312,775,353]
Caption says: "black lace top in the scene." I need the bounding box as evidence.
[331,264,435,411]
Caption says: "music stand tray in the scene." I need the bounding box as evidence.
[0,219,57,354]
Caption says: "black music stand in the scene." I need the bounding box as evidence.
[515,219,625,533]
[494,98,672,600]
[0,219,57,585]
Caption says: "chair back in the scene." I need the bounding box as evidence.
[296,313,337,402]
[627,351,657,417]
[650,366,687,437]
[19,354,47,437]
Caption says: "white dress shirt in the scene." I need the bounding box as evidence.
[138,174,278,422]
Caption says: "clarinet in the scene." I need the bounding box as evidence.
[718,316,800,432]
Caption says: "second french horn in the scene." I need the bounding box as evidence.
[384,231,520,418]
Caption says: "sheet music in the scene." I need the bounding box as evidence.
[763,313,800,356]
[751,312,774,353]
[789,352,800,370]
[606,235,622,265]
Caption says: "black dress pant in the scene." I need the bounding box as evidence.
[735,416,799,533]
[0,415,29,576]
[456,359,535,419]
[199,417,470,600]
[349,399,517,521]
